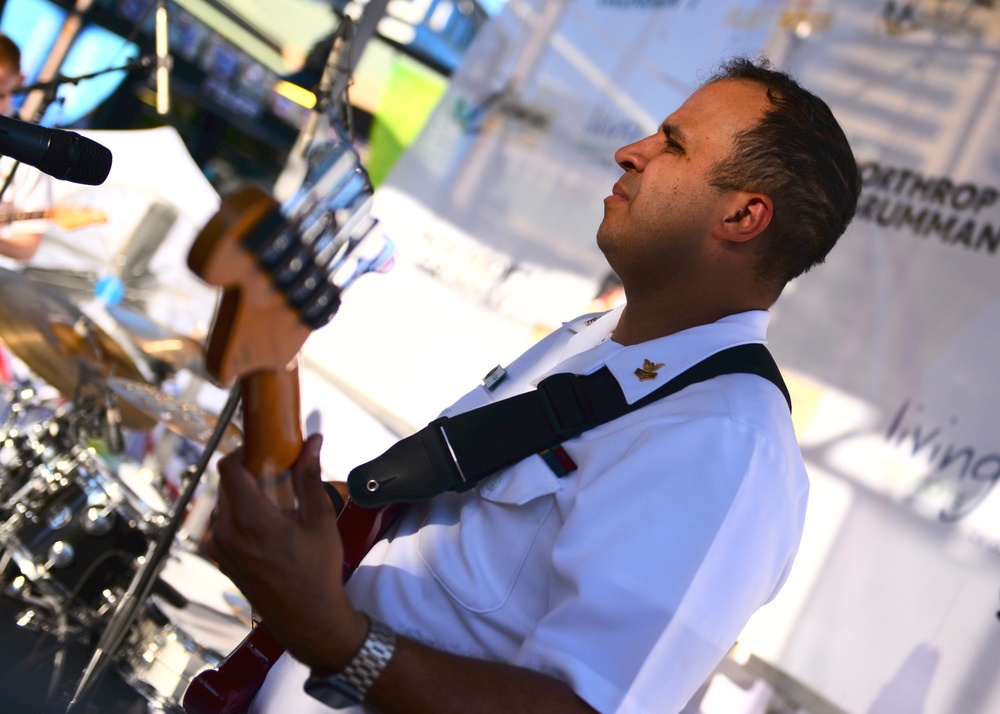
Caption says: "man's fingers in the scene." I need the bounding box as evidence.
[199,526,219,564]
[216,448,281,527]
[294,434,331,522]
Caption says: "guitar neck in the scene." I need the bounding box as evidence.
[240,365,303,510]
[183,365,402,714]
[181,125,396,714]
[0,210,47,224]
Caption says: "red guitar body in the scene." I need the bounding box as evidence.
[181,501,401,714]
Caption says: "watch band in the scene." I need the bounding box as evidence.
[304,615,397,707]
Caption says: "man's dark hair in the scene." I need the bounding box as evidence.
[0,34,21,73]
[705,57,861,288]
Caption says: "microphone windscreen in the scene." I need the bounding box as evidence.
[41,130,113,185]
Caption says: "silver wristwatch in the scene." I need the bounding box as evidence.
[304,616,397,708]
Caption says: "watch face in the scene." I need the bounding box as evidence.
[305,675,363,708]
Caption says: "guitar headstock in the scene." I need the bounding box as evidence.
[189,128,393,384]
[51,205,109,231]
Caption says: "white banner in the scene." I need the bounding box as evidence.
[739,3,1000,713]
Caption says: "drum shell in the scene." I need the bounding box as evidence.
[0,452,155,616]
[118,602,224,712]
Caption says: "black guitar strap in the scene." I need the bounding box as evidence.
[348,343,790,508]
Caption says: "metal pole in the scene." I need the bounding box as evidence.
[65,379,243,713]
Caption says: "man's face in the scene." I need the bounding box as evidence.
[0,63,23,116]
[596,79,769,292]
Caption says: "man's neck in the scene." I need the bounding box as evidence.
[610,296,768,346]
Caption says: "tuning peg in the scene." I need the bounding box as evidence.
[339,237,394,291]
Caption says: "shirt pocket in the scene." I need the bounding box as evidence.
[417,458,561,613]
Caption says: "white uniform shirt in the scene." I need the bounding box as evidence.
[251,308,809,714]
[0,155,51,269]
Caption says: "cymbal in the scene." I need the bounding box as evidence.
[0,268,155,429]
[107,304,212,381]
[107,378,243,453]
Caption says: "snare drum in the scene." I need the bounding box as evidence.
[117,550,250,712]
[119,601,223,713]
[0,445,167,620]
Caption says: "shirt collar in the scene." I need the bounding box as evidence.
[533,308,771,405]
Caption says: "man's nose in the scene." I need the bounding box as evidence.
[614,134,656,172]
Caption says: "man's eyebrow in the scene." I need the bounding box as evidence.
[659,121,687,145]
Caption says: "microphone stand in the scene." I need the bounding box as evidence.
[0,160,18,205]
[15,55,154,98]
[0,57,152,204]
[65,379,244,714]
[273,20,354,203]
[296,17,353,160]
[273,0,387,202]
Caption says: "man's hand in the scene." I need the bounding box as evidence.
[202,433,368,669]
[203,434,598,714]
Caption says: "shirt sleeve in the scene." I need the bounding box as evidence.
[513,407,808,714]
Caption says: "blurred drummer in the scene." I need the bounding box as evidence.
[0,33,52,264]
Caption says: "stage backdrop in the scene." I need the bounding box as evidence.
[303,1,1000,712]
[741,3,1000,713]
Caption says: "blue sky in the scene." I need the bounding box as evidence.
[480,0,507,15]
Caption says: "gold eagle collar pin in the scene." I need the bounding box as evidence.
[634,359,665,381]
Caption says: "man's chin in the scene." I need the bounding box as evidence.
[595,226,617,259]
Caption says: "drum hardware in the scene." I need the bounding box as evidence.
[1,380,55,433]
[1,526,103,702]
[0,442,163,626]
[0,238,240,712]
[0,268,156,431]
[67,378,242,713]
[4,587,80,700]
[0,407,206,712]
[0,388,117,512]
[0,381,172,641]
[0,423,86,514]
[0,227,240,711]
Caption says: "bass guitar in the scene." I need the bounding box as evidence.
[180,132,398,714]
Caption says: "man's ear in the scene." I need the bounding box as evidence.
[715,194,773,243]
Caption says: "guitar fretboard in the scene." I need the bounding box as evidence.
[0,211,46,224]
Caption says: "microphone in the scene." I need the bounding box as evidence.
[0,114,112,185]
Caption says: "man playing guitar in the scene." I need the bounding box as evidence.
[202,57,861,714]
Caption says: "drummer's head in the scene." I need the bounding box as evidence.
[0,34,23,117]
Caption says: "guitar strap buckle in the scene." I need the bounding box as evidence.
[536,372,596,437]
[348,417,469,507]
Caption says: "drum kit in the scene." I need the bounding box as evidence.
[0,266,249,713]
